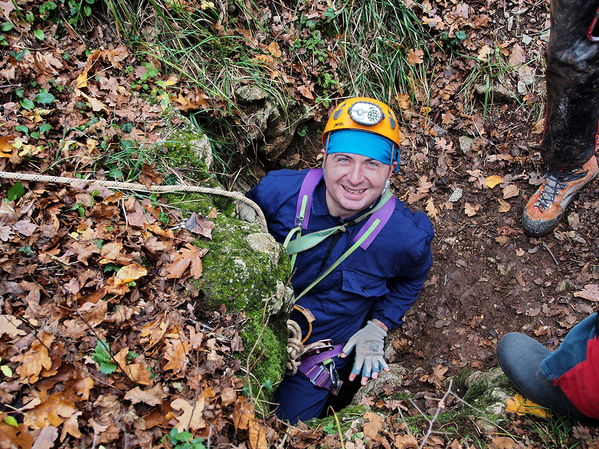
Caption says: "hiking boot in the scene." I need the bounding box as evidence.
[523,155,598,236]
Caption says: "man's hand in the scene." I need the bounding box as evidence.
[339,320,389,386]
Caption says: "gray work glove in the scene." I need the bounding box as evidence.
[339,320,389,385]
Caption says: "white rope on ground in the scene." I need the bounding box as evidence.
[0,170,268,231]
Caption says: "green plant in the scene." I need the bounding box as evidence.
[7,182,25,201]
[0,356,13,378]
[458,46,537,120]
[162,428,206,449]
[91,340,117,375]
[526,415,583,449]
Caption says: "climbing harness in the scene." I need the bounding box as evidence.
[298,343,344,395]
[283,168,396,389]
[0,170,268,231]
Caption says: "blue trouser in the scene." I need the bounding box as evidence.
[273,354,349,424]
[542,0,599,169]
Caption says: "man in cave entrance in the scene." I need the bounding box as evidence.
[247,96,434,423]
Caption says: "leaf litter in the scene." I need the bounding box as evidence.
[1,0,599,447]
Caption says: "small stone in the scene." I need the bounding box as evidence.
[246,232,280,266]
[236,84,268,103]
[567,212,580,229]
[458,136,475,154]
[448,188,463,203]
[189,135,213,170]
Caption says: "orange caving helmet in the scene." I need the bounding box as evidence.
[322,97,401,149]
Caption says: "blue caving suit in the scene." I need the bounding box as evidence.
[247,168,434,423]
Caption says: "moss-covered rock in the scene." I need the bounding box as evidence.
[158,107,294,408]
[194,215,293,407]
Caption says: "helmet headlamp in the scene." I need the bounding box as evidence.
[348,101,384,126]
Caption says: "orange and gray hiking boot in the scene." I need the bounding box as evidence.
[523,155,598,236]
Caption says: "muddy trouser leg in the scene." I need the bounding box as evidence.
[542,0,599,170]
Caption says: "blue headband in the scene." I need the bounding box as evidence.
[326,129,400,172]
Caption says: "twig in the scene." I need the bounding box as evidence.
[244,296,271,401]
[542,242,559,266]
[418,380,453,449]
[0,83,23,89]
[395,403,416,439]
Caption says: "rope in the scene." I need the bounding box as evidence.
[0,170,267,231]
[286,319,304,375]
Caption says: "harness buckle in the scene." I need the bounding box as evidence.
[308,358,342,395]
[324,359,341,394]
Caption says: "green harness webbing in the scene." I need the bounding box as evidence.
[283,189,393,302]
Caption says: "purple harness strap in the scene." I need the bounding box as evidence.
[353,195,396,250]
[296,168,395,249]
[298,344,344,394]
[295,168,323,230]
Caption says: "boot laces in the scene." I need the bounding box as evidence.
[534,168,587,211]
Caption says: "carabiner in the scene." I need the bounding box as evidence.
[324,359,341,394]
[587,7,599,42]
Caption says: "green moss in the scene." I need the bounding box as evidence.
[307,404,368,429]
[240,316,288,395]
[185,215,292,403]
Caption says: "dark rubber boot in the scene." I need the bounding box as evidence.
[497,332,588,420]
[542,0,599,170]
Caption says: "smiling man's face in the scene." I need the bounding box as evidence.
[321,151,396,219]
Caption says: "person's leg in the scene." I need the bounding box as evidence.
[272,371,332,424]
[497,332,588,420]
[523,0,599,235]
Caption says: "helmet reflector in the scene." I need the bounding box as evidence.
[348,101,383,126]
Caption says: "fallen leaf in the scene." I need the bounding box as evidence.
[574,284,599,302]
[232,396,253,431]
[13,331,54,383]
[407,48,424,66]
[166,244,208,280]
[184,213,215,239]
[508,43,526,66]
[393,434,418,449]
[297,84,314,100]
[24,391,77,429]
[464,202,480,217]
[425,197,438,219]
[31,425,58,449]
[498,198,511,213]
[485,175,504,189]
[124,386,163,406]
[248,418,268,449]
[60,412,82,440]
[0,314,26,338]
[0,135,15,157]
[363,411,383,440]
[490,436,519,449]
[163,337,191,373]
[113,263,148,287]
[139,163,164,188]
[267,41,282,58]
[0,0,15,17]
[505,393,551,418]
[502,184,519,199]
[171,397,206,432]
